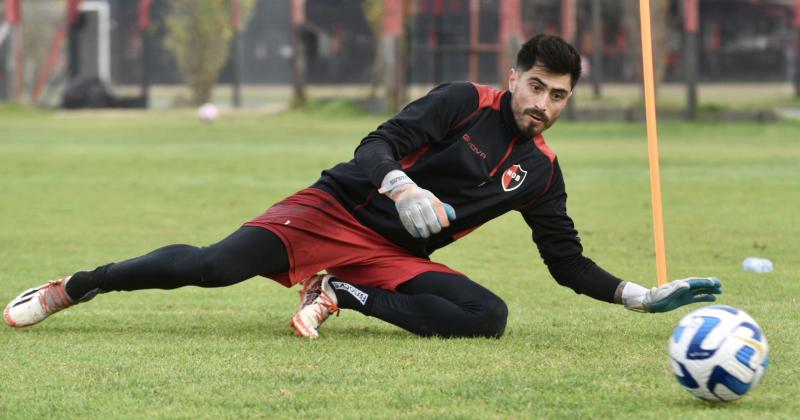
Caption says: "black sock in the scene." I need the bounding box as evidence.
[65,265,110,301]
[328,278,379,314]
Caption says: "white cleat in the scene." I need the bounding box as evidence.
[4,276,76,328]
[290,274,339,339]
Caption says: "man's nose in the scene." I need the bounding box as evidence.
[533,94,549,110]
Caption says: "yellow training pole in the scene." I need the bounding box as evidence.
[639,0,668,286]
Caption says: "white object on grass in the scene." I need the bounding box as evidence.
[742,257,773,273]
[198,103,219,122]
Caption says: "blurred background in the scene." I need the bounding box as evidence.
[1,0,799,120]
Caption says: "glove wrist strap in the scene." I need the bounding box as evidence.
[379,170,415,196]
[621,281,650,312]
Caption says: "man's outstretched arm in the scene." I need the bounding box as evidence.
[520,164,722,313]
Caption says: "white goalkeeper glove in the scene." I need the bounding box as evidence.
[379,170,456,239]
[618,277,722,313]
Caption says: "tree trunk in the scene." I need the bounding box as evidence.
[624,0,670,94]
[682,0,699,120]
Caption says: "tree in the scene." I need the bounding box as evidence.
[363,0,384,100]
[362,0,407,113]
[165,0,255,105]
[622,0,671,94]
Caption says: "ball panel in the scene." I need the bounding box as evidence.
[686,316,722,360]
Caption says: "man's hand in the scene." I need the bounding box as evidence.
[379,170,456,239]
[620,277,722,313]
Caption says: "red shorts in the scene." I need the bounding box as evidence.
[243,188,460,291]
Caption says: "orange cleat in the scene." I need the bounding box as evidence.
[289,274,339,339]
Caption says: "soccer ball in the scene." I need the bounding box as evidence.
[198,103,219,122]
[668,305,769,402]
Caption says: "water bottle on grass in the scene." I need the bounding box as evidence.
[742,257,773,273]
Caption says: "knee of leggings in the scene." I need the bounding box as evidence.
[478,296,509,338]
[196,247,236,287]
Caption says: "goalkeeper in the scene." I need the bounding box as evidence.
[5,35,721,338]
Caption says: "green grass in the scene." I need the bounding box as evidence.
[1,109,798,418]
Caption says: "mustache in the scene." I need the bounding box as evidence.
[524,109,549,124]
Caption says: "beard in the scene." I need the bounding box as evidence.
[513,107,550,137]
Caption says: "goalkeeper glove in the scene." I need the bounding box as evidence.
[379,170,456,239]
[618,277,722,313]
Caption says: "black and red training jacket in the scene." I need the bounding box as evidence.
[313,82,622,302]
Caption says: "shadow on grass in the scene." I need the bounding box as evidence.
[324,325,414,339]
[9,320,416,341]
[663,394,777,411]
[10,321,266,338]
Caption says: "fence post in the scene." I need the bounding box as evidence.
[290,0,306,108]
[230,0,243,108]
[591,0,603,98]
[561,0,575,119]
[683,0,699,120]
[794,0,800,98]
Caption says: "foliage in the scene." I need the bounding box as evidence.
[15,0,63,99]
[165,0,256,105]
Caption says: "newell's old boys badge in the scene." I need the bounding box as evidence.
[502,164,527,192]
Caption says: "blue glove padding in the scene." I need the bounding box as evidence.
[624,277,723,313]
[389,185,456,239]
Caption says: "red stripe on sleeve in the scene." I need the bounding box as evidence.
[470,83,505,111]
[450,83,506,133]
[516,135,557,210]
[533,134,556,163]
[400,144,432,170]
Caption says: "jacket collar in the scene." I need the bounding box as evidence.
[500,91,525,139]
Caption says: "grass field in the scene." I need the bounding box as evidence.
[1,107,798,418]
[117,82,800,113]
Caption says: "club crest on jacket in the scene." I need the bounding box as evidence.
[502,164,527,192]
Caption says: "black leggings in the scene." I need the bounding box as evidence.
[68,227,290,293]
[67,227,508,338]
[372,273,508,338]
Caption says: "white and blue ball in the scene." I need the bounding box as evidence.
[669,305,768,402]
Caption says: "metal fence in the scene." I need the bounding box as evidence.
[1,0,799,107]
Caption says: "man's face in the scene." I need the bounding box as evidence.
[508,64,573,137]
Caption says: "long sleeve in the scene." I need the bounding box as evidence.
[354,82,479,187]
[519,163,622,302]
[354,140,399,188]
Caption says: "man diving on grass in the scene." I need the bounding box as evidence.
[5,34,721,338]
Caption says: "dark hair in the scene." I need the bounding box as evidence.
[516,34,582,89]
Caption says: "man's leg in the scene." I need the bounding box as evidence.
[5,226,289,327]
[329,271,508,338]
[66,226,289,298]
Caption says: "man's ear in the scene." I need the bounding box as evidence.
[508,67,518,91]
